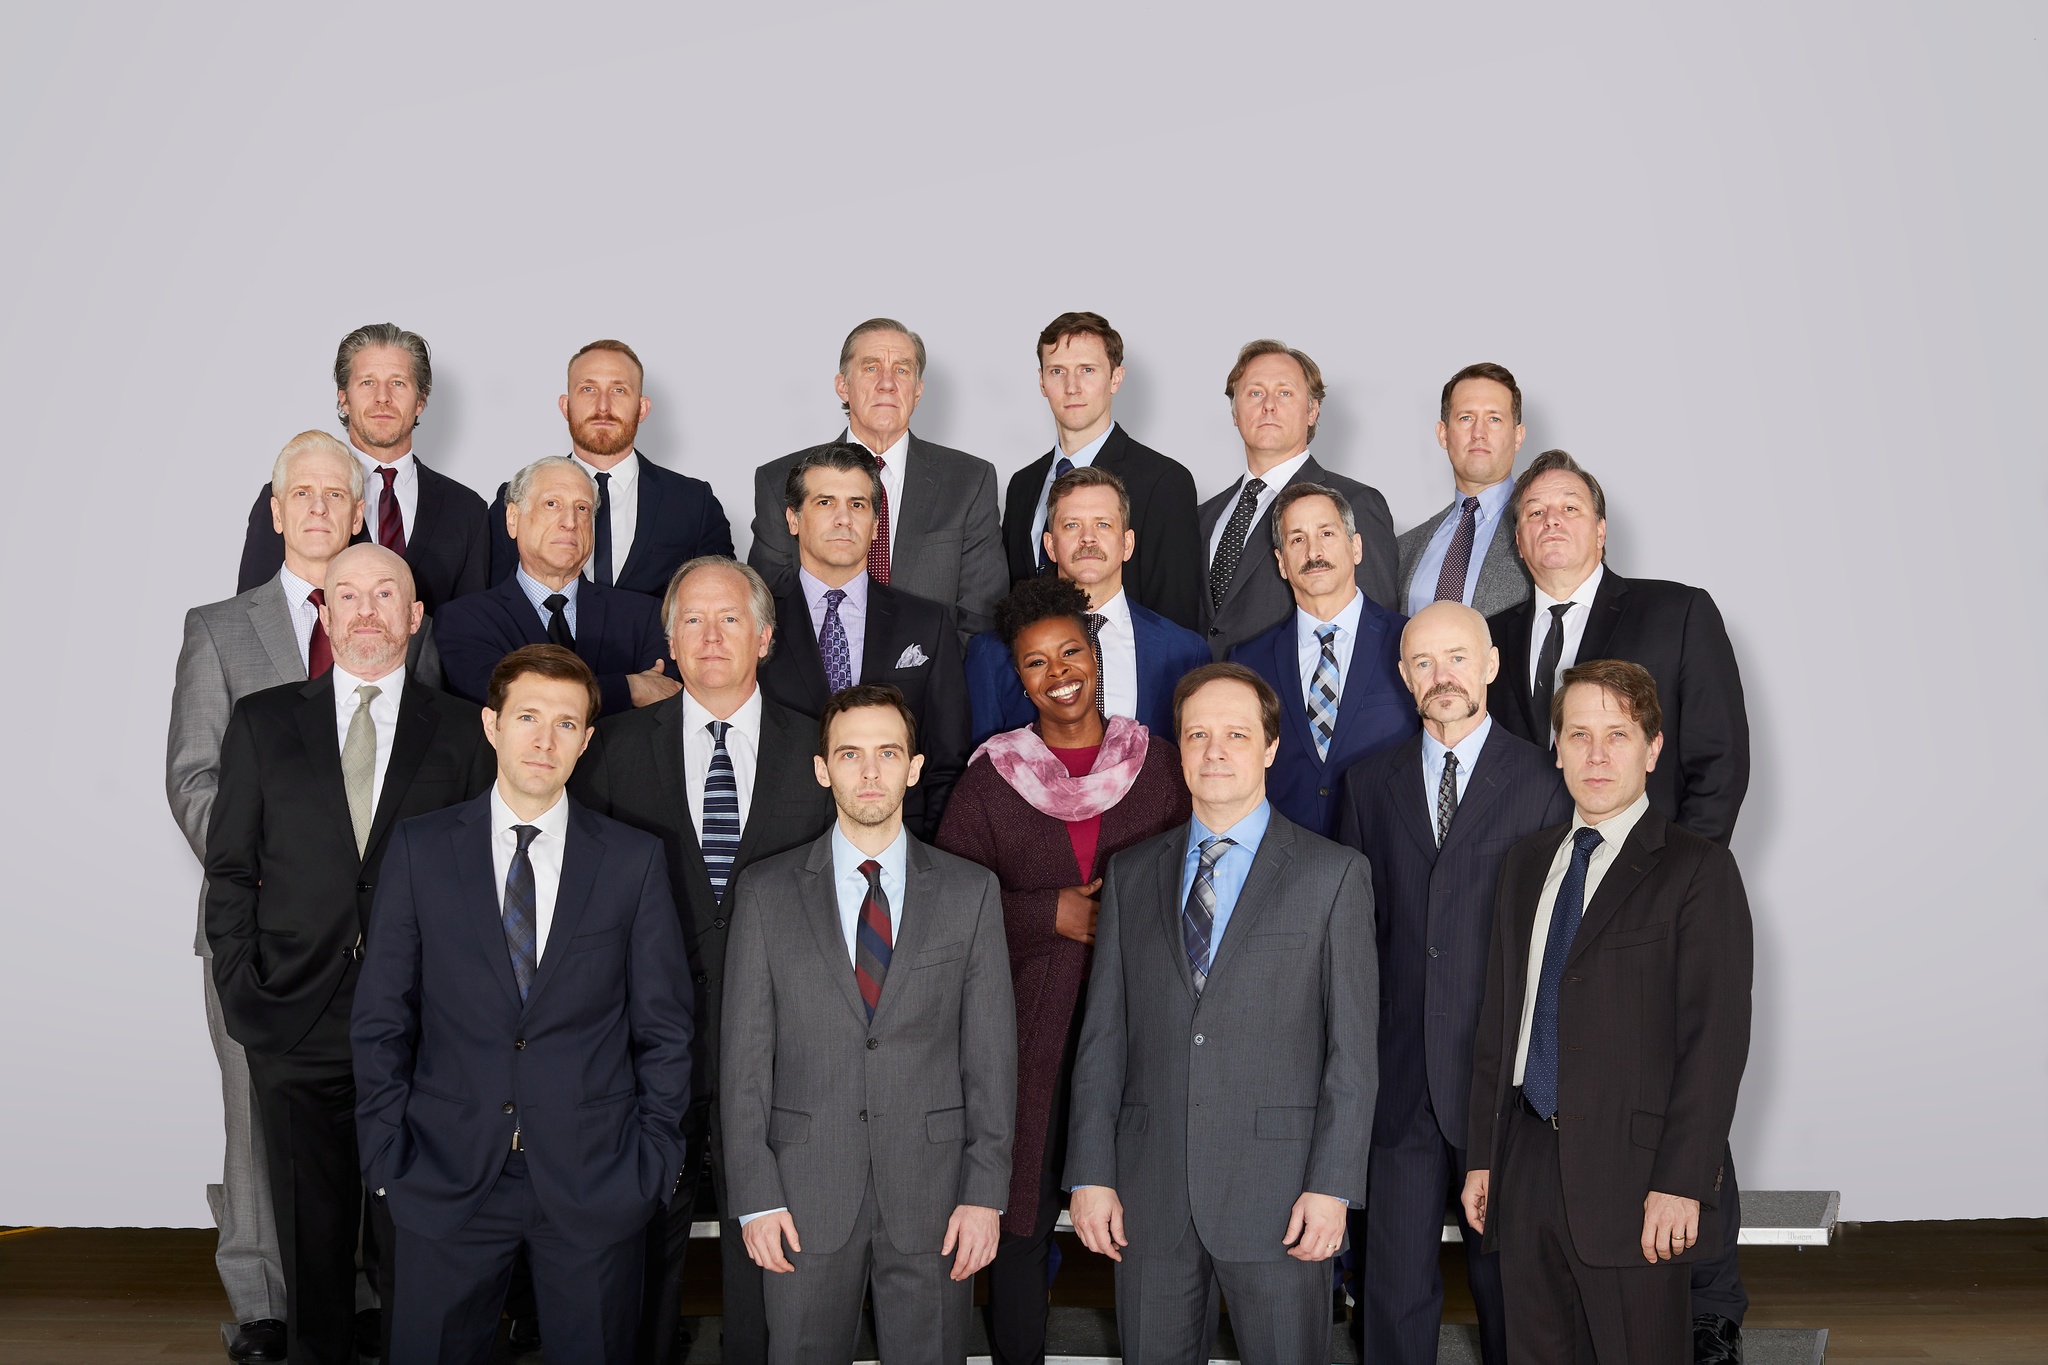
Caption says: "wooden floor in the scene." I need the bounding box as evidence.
[1,1220,2043,1363]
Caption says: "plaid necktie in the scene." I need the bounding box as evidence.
[502,824,541,1001]
[1207,477,1266,610]
[853,858,893,1019]
[1523,827,1604,1117]
[1433,496,1482,603]
[1182,836,1235,996]
[866,457,891,585]
[701,721,741,902]
[820,588,853,693]
[1308,624,1341,761]
[1435,751,1461,846]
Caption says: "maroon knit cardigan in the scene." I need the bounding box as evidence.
[935,735,1190,1234]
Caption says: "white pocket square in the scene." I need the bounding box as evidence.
[894,643,930,669]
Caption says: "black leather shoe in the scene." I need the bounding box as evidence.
[1693,1314,1743,1365]
[224,1319,285,1364]
[508,1314,544,1354]
[355,1306,382,1359]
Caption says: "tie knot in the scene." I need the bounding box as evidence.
[1550,601,1574,623]
[1462,495,1480,513]
[544,593,569,612]
[1316,623,1340,646]
[1571,826,1604,858]
[1242,476,1267,500]
[873,455,887,471]
[513,823,541,854]
[1443,751,1459,774]
[379,466,397,489]
[355,683,381,705]
[1197,835,1235,870]
[595,470,610,486]
[1086,611,1105,637]
[308,587,324,607]
[707,719,729,744]
[858,857,883,887]
[825,588,846,608]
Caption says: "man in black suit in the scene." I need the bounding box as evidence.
[1335,602,1570,1365]
[747,317,1008,638]
[237,323,489,614]
[1198,339,1399,658]
[486,339,734,599]
[758,443,968,838]
[351,644,696,1365]
[205,544,494,1365]
[438,456,677,719]
[1483,450,1752,1360]
[999,311,1203,629]
[1463,660,1752,1365]
[574,556,836,1365]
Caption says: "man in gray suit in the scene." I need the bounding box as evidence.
[721,683,1017,1365]
[1198,340,1399,659]
[1397,363,1533,618]
[1066,661,1378,1365]
[747,317,1008,639]
[168,431,441,1363]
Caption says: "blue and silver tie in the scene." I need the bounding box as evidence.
[1308,624,1342,761]
[1182,836,1234,996]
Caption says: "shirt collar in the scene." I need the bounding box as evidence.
[1188,799,1273,860]
[799,566,869,612]
[1569,789,1650,847]
[1422,713,1494,773]
[1296,587,1364,640]
[1054,421,1117,467]
[277,563,319,609]
[516,566,580,613]
[1533,561,1605,615]
[1087,587,1131,631]
[490,783,570,843]
[354,449,416,484]
[848,429,910,466]
[1246,448,1313,494]
[330,660,405,702]
[574,449,639,490]
[1469,477,1514,522]
[832,821,907,886]
[682,684,763,744]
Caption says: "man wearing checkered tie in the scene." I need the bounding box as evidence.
[1066,663,1378,1364]
[721,685,1017,1365]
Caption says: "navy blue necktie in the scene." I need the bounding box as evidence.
[592,470,614,586]
[1523,826,1604,1118]
[502,824,541,1001]
[1038,455,1074,569]
[701,721,741,902]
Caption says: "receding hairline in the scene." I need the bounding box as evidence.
[1400,601,1493,654]
[1180,674,1265,714]
[841,327,919,369]
[1276,491,1349,529]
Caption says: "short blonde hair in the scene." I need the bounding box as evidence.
[271,430,362,500]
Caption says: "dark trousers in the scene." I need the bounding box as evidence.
[638,1102,768,1365]
[1497,1104,1689,1365]
[388,1150,644,1365]
[1360,1093,1506,1365]
[1113,1217,1329,1365]
[1688,1144,1747,1323]
[246,987,385,1365]
[985,999,1081,1365]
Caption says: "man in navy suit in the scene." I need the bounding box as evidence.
[967,465,1208,745]
[1334,602,1571,1365]
[1229,483,1415,838]
[486,340,734,600]
[352,644,695,1364]
[438,457,677,719]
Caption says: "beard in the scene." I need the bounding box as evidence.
[349,407,415,451]
[836,792,903,828]
[572,412,639,458]
[333,625,408,678]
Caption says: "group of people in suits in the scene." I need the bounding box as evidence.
[165,313,1755,1365]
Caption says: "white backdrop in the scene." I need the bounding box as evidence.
[1,2,2041,1227]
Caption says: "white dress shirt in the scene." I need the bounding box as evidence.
[1528,562,1606,744]
[1088,587,1139,722]
[276,564,321,671]
[1294,590,1364,715]
[1512,790,1650,1084]
[577,450,640,582]
[1206,448,1315,568]
[1421,713,1494,843]
[354,448,418,547]
[800,567,869,683]
[330,662,405,813]
[489,785,570,963]
[682,686,762,842]
[1029,422,1118,559]
[848,430,909,561]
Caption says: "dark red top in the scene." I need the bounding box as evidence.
[1050,743,1104,877]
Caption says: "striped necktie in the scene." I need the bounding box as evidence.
[701,721,741,903]
[1182,836,1234,996]
[853,859,893,1019]
[1308,624,1341,761]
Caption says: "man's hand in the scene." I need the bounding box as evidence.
[941,1204,1000,1281]
[1641,1191,1700,1263]
[741,1211,801,1273]
[628,660,682,707]
[1054,879,1104,945]
[1461,1169,1489,1236]
[1282,1191,1348,1262]
[1070,1186,1127,1262]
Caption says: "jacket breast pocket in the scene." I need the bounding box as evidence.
[1604,923,1669,950]
[568,926,624,952]
[915,940,965,969]
[768,1107,811,1145]
[926,1106,965,1143]
[1246,932,1307,953]
[1255,1106,1317,1140]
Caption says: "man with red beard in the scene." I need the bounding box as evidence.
[488,339,734,600]
[206,544,494,1365]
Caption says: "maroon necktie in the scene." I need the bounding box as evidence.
[1433,496,1481,602]
[306,588,333,677]
[853,859,893,1019]
[377,466,407,556]
[866,456,891,585]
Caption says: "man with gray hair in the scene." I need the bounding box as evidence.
[236,323,490,614]
[747,317,1007,639]
[436,455,676,718]
[170,433,443,1364]
[575,556,835,1364]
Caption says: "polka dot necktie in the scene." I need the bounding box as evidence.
[1207,477,1266,611]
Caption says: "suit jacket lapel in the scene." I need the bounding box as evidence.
[453,798,523,1011]
[800,833,872,1027]
[362,681,439,865]
[247,579,306,683]
[1493,602,1542,739]
[1215,500,1276,612]
[1385,739,1440,861]
[1566,810,1664,967]
[861,582,900,681]
[871,837,937,1023]
[292,674,354,837]
[524,801,602,1010]
[777,592,832,708]
[408,462,444,563]
[889,435,942,583]
[575,584,610,667]
[615,456,663,586]
[649,697,719,918]
[496,577,550,648]
[1272,619,1322,767]
[1325,604,1391,759]
[1154,833,1197,1000]
[1576,568,1629,666]
[1204,817,1294,987]
[1507,825,1569,1004]
[1439,725,1516,852]
[732,700,805,872]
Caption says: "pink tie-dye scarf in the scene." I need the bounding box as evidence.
[968,714,1151,822]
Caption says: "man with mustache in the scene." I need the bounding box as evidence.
[1227,484,1415,838]
[1333,602,1570,1364]
[965,465,1209,745]
[205,543,494,1365]
[1397,363,1533,617]
[486,339,735,600]
[237,324,490,615]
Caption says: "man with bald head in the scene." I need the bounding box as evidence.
[438,455,676,719]
[1334,602,1569,1364]
[574,557,835,1364]
[206,542,494,1365]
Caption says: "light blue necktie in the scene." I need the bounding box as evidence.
[1308,624,1341,761]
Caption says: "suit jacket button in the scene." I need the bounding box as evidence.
[1193,1034,1205,1046]
[695,973,708,985]
[1428,946,1440,958]
[867,1038,879,1050]
[858,1110,868,1122]
[501,1102,515,1114]
[713,918,727,930]
[356,882,372,893]
[514,1039,526,1050]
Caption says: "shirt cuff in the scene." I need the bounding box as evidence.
[737,1207,787,1227]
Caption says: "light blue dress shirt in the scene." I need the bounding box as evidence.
[515,567,579,635]
[830,822,905,964]
[1294,591,1365,716]
[800,568,870,685]
[1420,713,1493,838]
[1029,421,1118,557]
[1404,478,1515,616]
[1177,800,1273,962]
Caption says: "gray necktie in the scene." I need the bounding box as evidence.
[1435,751,1460,846]
[342,684,382,856]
